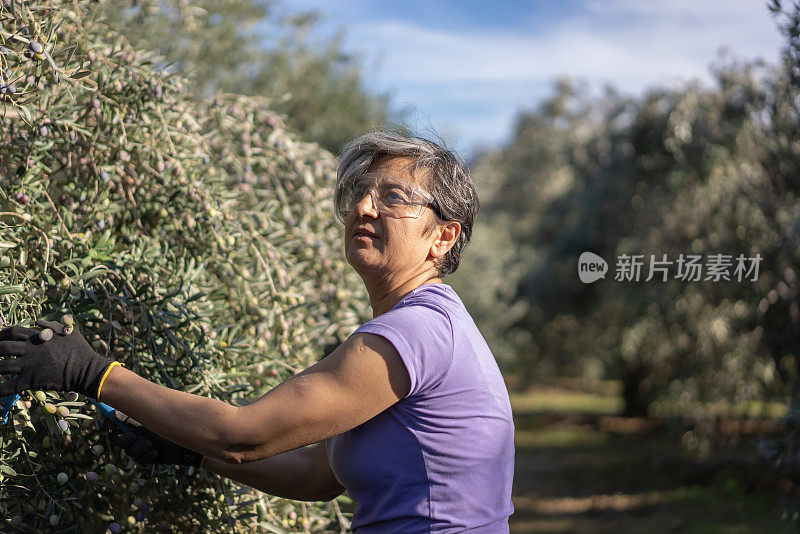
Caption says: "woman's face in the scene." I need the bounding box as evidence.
[343,156,441,286]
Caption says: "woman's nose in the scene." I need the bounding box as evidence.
[354,190,379,218]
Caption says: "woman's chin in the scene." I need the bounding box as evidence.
[346,251,381,273]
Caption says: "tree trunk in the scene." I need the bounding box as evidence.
[622,364,652,417]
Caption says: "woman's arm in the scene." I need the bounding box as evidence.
[99,368,238,462]
[99,332,410,464]
[203,441,345,502]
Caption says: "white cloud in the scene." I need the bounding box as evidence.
[348,3,781,92]
[283,0,785,153]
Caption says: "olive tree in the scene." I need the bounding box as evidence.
[1,1,366,530]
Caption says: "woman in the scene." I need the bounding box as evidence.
[0,131,515,533]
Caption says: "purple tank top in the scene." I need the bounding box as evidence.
[326,283,515,533]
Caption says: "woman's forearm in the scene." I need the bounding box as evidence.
[202,444,344,502]
[99,365,238,462]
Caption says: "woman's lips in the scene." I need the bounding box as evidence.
[353,227,379,239]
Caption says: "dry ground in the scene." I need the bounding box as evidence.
[508,383,798,534]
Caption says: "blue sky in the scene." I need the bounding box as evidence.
[275,0,784,158]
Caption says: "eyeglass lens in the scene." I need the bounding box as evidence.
[346,176,424,218]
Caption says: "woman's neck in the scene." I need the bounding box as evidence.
[366,272,442,318]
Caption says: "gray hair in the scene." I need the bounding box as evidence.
[334,130,478,277]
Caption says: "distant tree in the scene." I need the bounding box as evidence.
[100,0,391,153]
[465,55,799,418]
[760,0,800,484]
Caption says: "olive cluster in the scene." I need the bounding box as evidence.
[0,67,17,97]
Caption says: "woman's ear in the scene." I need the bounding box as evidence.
[430,221,461,259]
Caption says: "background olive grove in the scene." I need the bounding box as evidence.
[452,0,800,462]
[100,0,392,154]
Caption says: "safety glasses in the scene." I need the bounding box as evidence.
[338,172,439,220]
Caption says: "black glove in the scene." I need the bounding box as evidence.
[106,410,205,467]
[0,318,120,399]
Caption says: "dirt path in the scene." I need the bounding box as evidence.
[509,415,795,533]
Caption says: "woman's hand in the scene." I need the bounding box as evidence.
[0,318,121,399]
[105,410,204,467]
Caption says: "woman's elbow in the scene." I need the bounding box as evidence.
[216,406,265,464]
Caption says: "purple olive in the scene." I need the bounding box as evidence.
[28,41,43,54]
[109,522,121,533]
